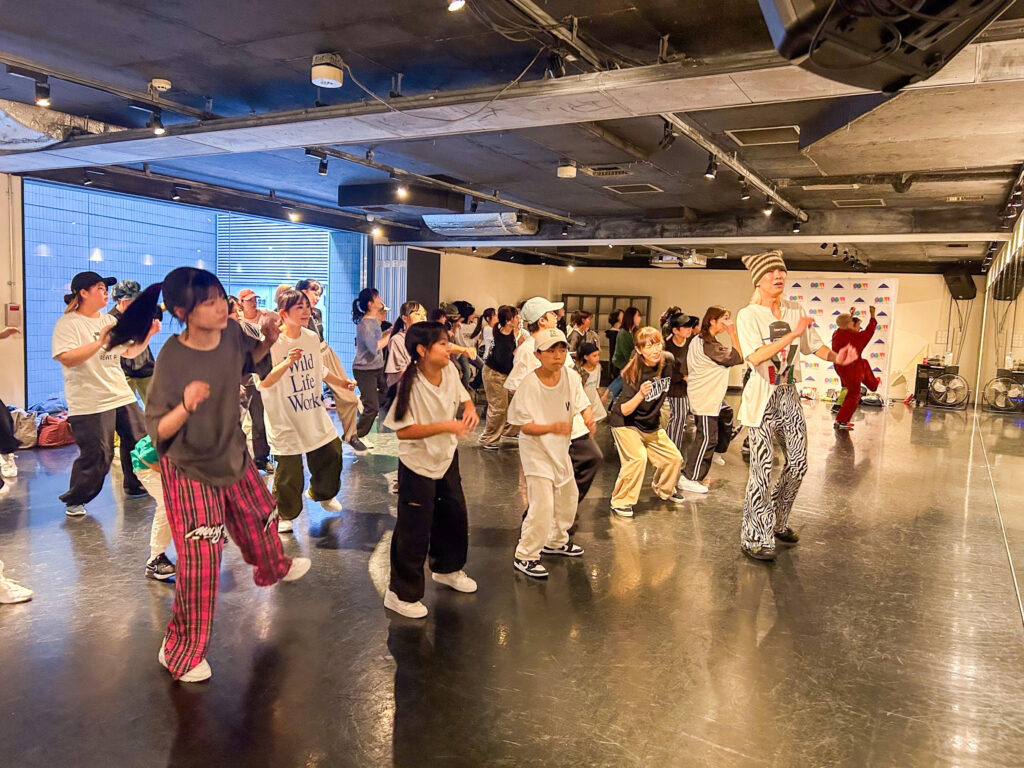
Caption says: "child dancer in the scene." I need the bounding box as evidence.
[663,312,697,456]
[508,329,594,578]
[607,327,685,518]
[130,434,176,581]
[259,289,345,534]
[382,322,479,618]
[678,306,743,494]
[575,342,607,423]
[479,304,522,449]
[736,250,856,560]
[110,267,310,682]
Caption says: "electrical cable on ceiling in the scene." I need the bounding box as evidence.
[882,0,1006,23]
[340,45,548,124]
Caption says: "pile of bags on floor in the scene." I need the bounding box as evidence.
[8,396,75,448]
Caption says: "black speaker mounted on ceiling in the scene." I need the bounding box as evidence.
[757,0,1015,93]
[943,267,977,300]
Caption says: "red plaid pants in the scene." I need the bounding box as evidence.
[160,456,291,680]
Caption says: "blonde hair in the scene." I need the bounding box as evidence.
[621,326,664,388]
[64,296,82,314]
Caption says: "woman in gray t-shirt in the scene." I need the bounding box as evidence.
[351,287,392,442]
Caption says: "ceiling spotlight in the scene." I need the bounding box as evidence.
[371,226,383,237]
[608,243,614,248]
[561,224,569,237]
[568,265,576,272]
[282,205,300,222]
[740,179,751,201]
[557,160,577,179]
[470,198,479,213]
[34,79,50,108]
[703,154,718,181]
[394,183,409,200]
[365,213,375,222]
[820,242,829,250]
[762,196,774,217]
[317,158,329,176]
[147,108,165,135]
[447,0,466,10]
[171,185,189,201]
[791,219,801,234]
[1007,207,1020,219]
[471,247,478,254]
[83,173,94,186]
[832,244,839,258]
[658,119,679,151]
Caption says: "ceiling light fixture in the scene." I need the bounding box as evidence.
[658,119,679,151]
[471,246,478,254]
[561,224,569,237]
[740,179,750,201]
[282,205,300,222]
[447,0,466,11]
[365,213,375,222]
[703,154,718,181]
[371,226,383,238]
[34,79,50,108]
[147,107,165,135]
[82,174,94,186]
[470,199,479,213]
[791,219,801,233]
[318,158,329,176]
[762,196,774,217]
[557,160,577,179]
[171,185,189,201]
[568,264,576,272]
[832,244,839,258]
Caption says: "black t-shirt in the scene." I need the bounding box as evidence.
[485,330,516,375]
[608,351,675,433]
[663,337,691,398]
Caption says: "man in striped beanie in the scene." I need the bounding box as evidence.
[741,249,787,286]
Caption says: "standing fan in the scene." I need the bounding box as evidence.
[928,373,969,409]
[982,377,1024,412]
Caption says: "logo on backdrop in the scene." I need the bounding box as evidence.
[852,282,869,290]
[830,296,847,303]
[810,281,826,289]
[789,294,804,302]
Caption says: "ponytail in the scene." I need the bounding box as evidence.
[392,321,449,421]
[699,305,728,343]
[352,287,379,323]
[106,283,163,348]
[107,266,223,348]
[469,307,493,340]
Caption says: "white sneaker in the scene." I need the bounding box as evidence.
[159,639,212,682]
[0,562,33,604]
[277,518,293,533]
[65,504,87,517]
[0,453,17,478]
[712,454,726,466]
[677,477,709,494]
[384,588,428,618]
[319,498,342,513]
[281,557,311,582]
[431,570,478,593]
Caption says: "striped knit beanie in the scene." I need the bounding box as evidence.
[741,249,787,286]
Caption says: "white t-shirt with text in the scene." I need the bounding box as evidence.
[507,368,591,487]
[737,300,824,428]
[383,362,472,480]
[505,334,589,439]
[51,312,137,416]
[259,328,339,456]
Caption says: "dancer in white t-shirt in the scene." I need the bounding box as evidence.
[382,322,479,618]
[508,329,595,579]
[736,251,857,561]
[52,271,160,517]
[259,289,347,534]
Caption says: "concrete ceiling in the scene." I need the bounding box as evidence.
[1,0,1023,271]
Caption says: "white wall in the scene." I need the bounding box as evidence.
[439,252,987,398]
[0,174,24,407]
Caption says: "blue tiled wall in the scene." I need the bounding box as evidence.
[23,181,217,406]
[23,181,367,405]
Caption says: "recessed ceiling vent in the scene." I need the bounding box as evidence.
[604,183,662,195]
[946,194,985,203]
[582,164,633,177]
[832,198,886,208]
[725,125,800,146]
[946,243,971,248]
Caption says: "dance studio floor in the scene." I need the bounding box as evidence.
[2,400,1023,767]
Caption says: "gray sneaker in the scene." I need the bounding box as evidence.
[65,504,87,517]
[348,437,370,454]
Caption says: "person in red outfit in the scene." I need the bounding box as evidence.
[832,306,877,429]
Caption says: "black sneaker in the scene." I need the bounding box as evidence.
[611,505,634,518]
[254,459,275,474]
[124,485,149,499]
[741,544,776,561]
[347,437,369,455]
[513,558,549,578]
[663,490,686,503]
[145,552,176,581]
[541,542,584,557]
[774,526,800,544]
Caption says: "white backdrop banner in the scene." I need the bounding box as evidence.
[786,273,898,400]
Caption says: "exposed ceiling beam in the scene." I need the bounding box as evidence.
[576,122,650,162]
[778,167,1019,189]
[1,36,1022,173]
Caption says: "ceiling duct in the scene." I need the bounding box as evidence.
[421,212,540,237]
[0,98,120,150]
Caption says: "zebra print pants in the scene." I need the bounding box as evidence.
[741,385,808,549]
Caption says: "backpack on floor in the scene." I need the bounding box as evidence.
[10,408,39,449]
[37,413,75,448]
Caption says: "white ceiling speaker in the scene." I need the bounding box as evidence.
[148,78,172,93]
[311,53,345,89]
[557,160,577,179]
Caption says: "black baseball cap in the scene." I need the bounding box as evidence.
[578,341,600,358]
[668,312,697,329]
[65,271,116,305]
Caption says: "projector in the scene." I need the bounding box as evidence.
[649,250,706,268]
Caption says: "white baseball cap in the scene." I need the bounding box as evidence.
[534,328,569,351]
[521,296,563,324]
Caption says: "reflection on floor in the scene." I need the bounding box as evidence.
[1,401,1023,767]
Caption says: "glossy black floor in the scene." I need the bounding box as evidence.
[1,400,1023,768]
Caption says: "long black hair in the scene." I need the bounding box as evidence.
[352,287,379,323]
[392,321,450,422]
[107,267,224,348]
[470,307,495,339]
[622,306,642,334]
